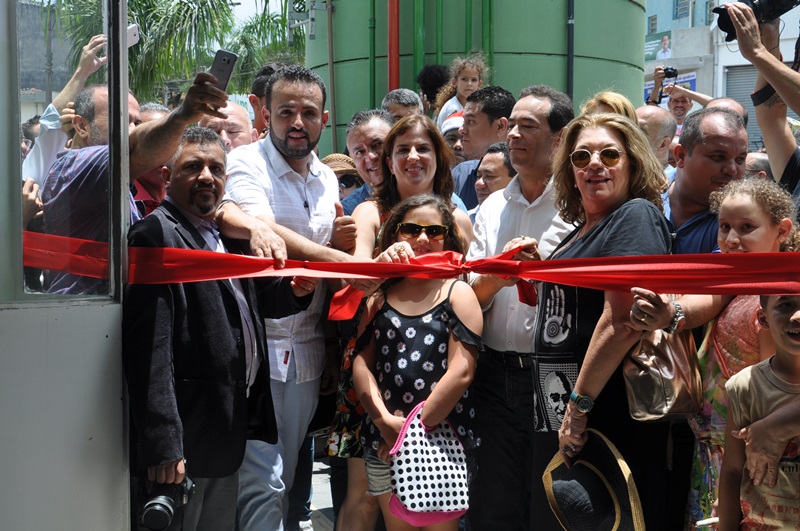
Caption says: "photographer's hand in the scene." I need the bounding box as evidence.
[148,458,186,485]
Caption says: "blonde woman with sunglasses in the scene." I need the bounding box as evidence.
[530,113,671,528]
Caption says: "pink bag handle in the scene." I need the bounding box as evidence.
[389,401,425,456]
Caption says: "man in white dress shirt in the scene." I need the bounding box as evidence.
[466,85,575,530]
[224,65,340,531]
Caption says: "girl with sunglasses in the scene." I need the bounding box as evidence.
[630,178,799,528]
[352,194,482,531]
[529,113,672,527]
[332,114,473,531]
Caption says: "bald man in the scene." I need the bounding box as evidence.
[636,104,677,167]
[200,102,258,152]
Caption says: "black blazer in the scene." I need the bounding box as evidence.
[123,201,311,478]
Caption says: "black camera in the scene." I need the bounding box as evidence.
[714,0,800,42]
[663,67,679,79]
[141,476,196,531]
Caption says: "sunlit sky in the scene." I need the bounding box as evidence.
[231,0,282,23]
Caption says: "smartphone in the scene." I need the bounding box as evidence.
[127,24,140,48]
[208,50,239,92]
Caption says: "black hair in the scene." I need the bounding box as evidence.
[166,126,226,170]
[416,64,451,104]
[22,115,41,142]
[517,85,574,133]
[484,142,515,177]
[346,109,393,137]
[679,107,746,155]
[265,65,327,110]
[250,61,289,98]
[466,85,515,123]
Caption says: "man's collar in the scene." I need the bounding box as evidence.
[163,196,218,232]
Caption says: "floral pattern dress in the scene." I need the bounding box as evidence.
[360,283,482,457]
[686,295,763,527]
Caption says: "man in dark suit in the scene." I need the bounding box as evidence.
[123,127,319,531]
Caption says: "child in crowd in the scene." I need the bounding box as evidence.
[434,54,486,131]
[352,194,482,531]
[717,293,800,530]
[631,178,799,528]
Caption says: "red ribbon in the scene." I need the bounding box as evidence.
[23,231,800,321]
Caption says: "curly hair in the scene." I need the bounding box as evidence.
[552,113,668,225]
[379,194,464,255]
[710,178,800,252]
[580,91,637,122]
[433,52,488,115]
[375,114,455,215]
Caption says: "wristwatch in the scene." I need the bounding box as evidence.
[570,391,594,413]
[663,301,686,334]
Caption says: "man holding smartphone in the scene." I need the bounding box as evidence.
[224,65,342,531]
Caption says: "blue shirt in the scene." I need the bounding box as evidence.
[662,189,719,255]
[42,145,140,294]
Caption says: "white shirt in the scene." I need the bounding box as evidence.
[225,135,339,383]
[436,96,464,131]
[22,103,68,186]
[466,177,573,353]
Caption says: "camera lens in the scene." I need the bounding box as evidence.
[142,495,175,530]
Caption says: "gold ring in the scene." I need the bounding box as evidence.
[640,316,647,323]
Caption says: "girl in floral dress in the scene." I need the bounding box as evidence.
[353,194,483,531]
[630,178,800,528]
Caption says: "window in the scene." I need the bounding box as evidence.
[648,16,658,34]
[12,0,127,301]
[674,0,690,19]
[649,15,658,35]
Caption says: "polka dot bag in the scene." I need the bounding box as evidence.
[388,400,469,526]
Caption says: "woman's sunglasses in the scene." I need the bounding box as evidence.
[338,174,359,189]
[395,222,449,240]
[569,148,625,169]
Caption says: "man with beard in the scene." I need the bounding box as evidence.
[123,127,317,531]
[224,65,341,531]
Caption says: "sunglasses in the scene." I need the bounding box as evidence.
[395,222,449,240]
[338,174,359,189]
[569,148,625,169]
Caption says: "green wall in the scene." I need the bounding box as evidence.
[307,0,645,155]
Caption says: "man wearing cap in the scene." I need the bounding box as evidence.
[441,111,466,166]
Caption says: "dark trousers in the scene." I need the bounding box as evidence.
[467,351,552,531]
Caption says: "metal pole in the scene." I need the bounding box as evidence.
[369,0,376,107]
[388,0,400,90]
[326,1,338,152]
[436,0,443,65]
[465,0,472,53]
[414,0,425,81]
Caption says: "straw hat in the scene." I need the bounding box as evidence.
[543,429,645,531]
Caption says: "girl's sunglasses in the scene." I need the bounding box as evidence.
[569,148,625,169]
[396,222,449,240]
[338,174,359,189]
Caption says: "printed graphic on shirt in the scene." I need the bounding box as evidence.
[535,364,577,431]
[539,285,574,349]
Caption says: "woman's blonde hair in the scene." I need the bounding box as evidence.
[580,91,637,122]
[433,52,488,115]
[710,178,800,252]
[553,113,668,225]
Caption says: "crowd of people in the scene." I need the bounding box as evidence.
[17,3,800,530]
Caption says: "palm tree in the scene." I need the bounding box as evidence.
[45,0,304,101]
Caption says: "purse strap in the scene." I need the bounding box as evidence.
[709,319,732,380]
[389,401,426,456]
